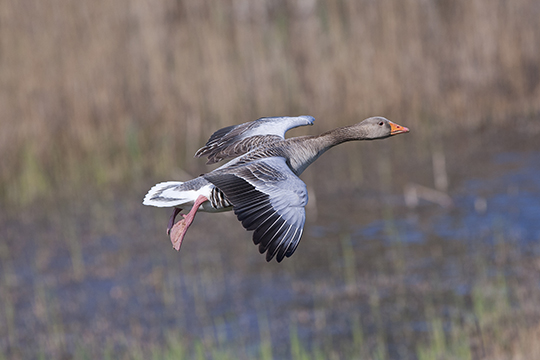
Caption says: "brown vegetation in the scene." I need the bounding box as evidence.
[1,0,539,204]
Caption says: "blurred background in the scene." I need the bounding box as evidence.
[1,0,540,359]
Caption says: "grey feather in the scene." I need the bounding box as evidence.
[195,116,315,164]
[205,157,308,262]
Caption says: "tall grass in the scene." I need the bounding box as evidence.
[0,0,539,205]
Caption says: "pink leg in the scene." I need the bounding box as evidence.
[169,195,208,251]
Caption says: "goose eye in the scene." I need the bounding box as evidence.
[378,121,384,126]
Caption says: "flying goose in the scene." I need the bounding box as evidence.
[143,115,409,262]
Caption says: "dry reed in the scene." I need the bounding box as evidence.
[1,0,539,204]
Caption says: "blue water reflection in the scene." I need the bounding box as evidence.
[358,152,540,250]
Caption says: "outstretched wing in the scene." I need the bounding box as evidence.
[195,115,315,164]
[204,157,308,262]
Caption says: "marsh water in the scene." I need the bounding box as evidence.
[2,120,540,359]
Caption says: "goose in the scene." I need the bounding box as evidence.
[143,115,409,262]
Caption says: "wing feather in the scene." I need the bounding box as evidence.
[204,157,308,261]
[195,116,314,164]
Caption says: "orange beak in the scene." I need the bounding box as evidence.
[389,122,410,135]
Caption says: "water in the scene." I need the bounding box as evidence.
[1,123,540,359]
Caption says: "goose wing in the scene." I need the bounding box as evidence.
[204,157,308,262]
[195,116,314,164]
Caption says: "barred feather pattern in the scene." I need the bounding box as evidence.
[196,135,282,164]
[209,186,233,210]
[195,116,315,164]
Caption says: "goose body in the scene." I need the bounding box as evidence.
[143,115,409,262]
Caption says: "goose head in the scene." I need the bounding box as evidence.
[355,116,409,140]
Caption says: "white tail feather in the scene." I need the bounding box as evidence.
[143,181,195,207]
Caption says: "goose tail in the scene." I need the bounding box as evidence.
[143,181,192,207]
